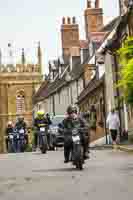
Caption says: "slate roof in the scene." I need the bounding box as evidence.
[100,17,120,32]
[77,75,105,104]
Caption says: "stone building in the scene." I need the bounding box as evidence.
[0,43,43,152]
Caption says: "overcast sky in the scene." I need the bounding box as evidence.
[0,0,119,73]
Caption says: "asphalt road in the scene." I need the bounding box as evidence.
[0,150,133,200]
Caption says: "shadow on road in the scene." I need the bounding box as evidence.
[32,167,81,173]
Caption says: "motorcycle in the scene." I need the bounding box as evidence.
[13,129,20,153]
[38,125,48,154]
[18,128,26,152]
[71,128,84,170]
[8,132,15,153]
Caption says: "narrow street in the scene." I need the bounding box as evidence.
[0,150,133,200]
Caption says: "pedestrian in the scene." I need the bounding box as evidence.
[106,108,120,148]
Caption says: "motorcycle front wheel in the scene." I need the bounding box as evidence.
[76,160,83,170]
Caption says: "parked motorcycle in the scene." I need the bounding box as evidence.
[71,128,84,170]
[38,125,48,154]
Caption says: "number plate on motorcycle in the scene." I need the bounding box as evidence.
[19,129,24,134]
[72,135,80,142]
[17,135,19,139]
[40,127,45,132]
[9,135,13,139]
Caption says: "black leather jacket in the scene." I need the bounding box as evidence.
[15,121,27,131]
[62,116,89,137]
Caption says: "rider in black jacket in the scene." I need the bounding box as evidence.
[15,116,28,144]
[62,105,89,163]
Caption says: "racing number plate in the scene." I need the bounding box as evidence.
[72,135,80,142]
[40,127,45,132]
[19,129,24,134]
[9,135,13,139]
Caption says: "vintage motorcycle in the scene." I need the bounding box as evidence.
[38,124,48,154]
[18,128,26,152]
[8,132,15,153]
[71,128,84,170]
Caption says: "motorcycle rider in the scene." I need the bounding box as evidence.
[45,113,53,149]
[15,116,27,141]
[46,113,52,126]
[62,105,89,163]
[34,110,49,150]
[5,121,14,152]
[15,116,27,132]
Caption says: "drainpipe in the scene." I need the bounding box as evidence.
[103,81,108,144]
[114,54,122,139]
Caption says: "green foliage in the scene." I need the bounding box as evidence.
[25,144,32,152]
[117,37,133,105]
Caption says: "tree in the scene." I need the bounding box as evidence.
[117,37,133,105]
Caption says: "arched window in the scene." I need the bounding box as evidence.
[16,90,25,114]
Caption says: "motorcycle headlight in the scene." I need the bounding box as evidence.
[50,127,58,134]
[48,129,50,133]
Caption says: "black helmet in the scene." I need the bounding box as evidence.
[73,106,78,114]
[67,105,77,114]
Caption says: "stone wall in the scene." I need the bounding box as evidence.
[0,72,42,153]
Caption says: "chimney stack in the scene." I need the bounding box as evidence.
[61,16,80,60]
[84,0,103,39]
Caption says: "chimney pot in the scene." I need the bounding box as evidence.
[72,16,76,24]
[67,17,71,24]
[87,0,91,8]
[62,17,65,24]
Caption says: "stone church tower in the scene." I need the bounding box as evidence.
[0,43,43,152]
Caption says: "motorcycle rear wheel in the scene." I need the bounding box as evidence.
[40,147,47,154]
[76,160,83,170]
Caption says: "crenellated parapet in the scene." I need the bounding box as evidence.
[0,63,41,73]
[0,42,43,74]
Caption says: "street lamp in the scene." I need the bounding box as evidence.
[65,72,73,105]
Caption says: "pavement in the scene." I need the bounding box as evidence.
[0,150,133,200]
[118,145,133,153]
[90,144,133,153]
